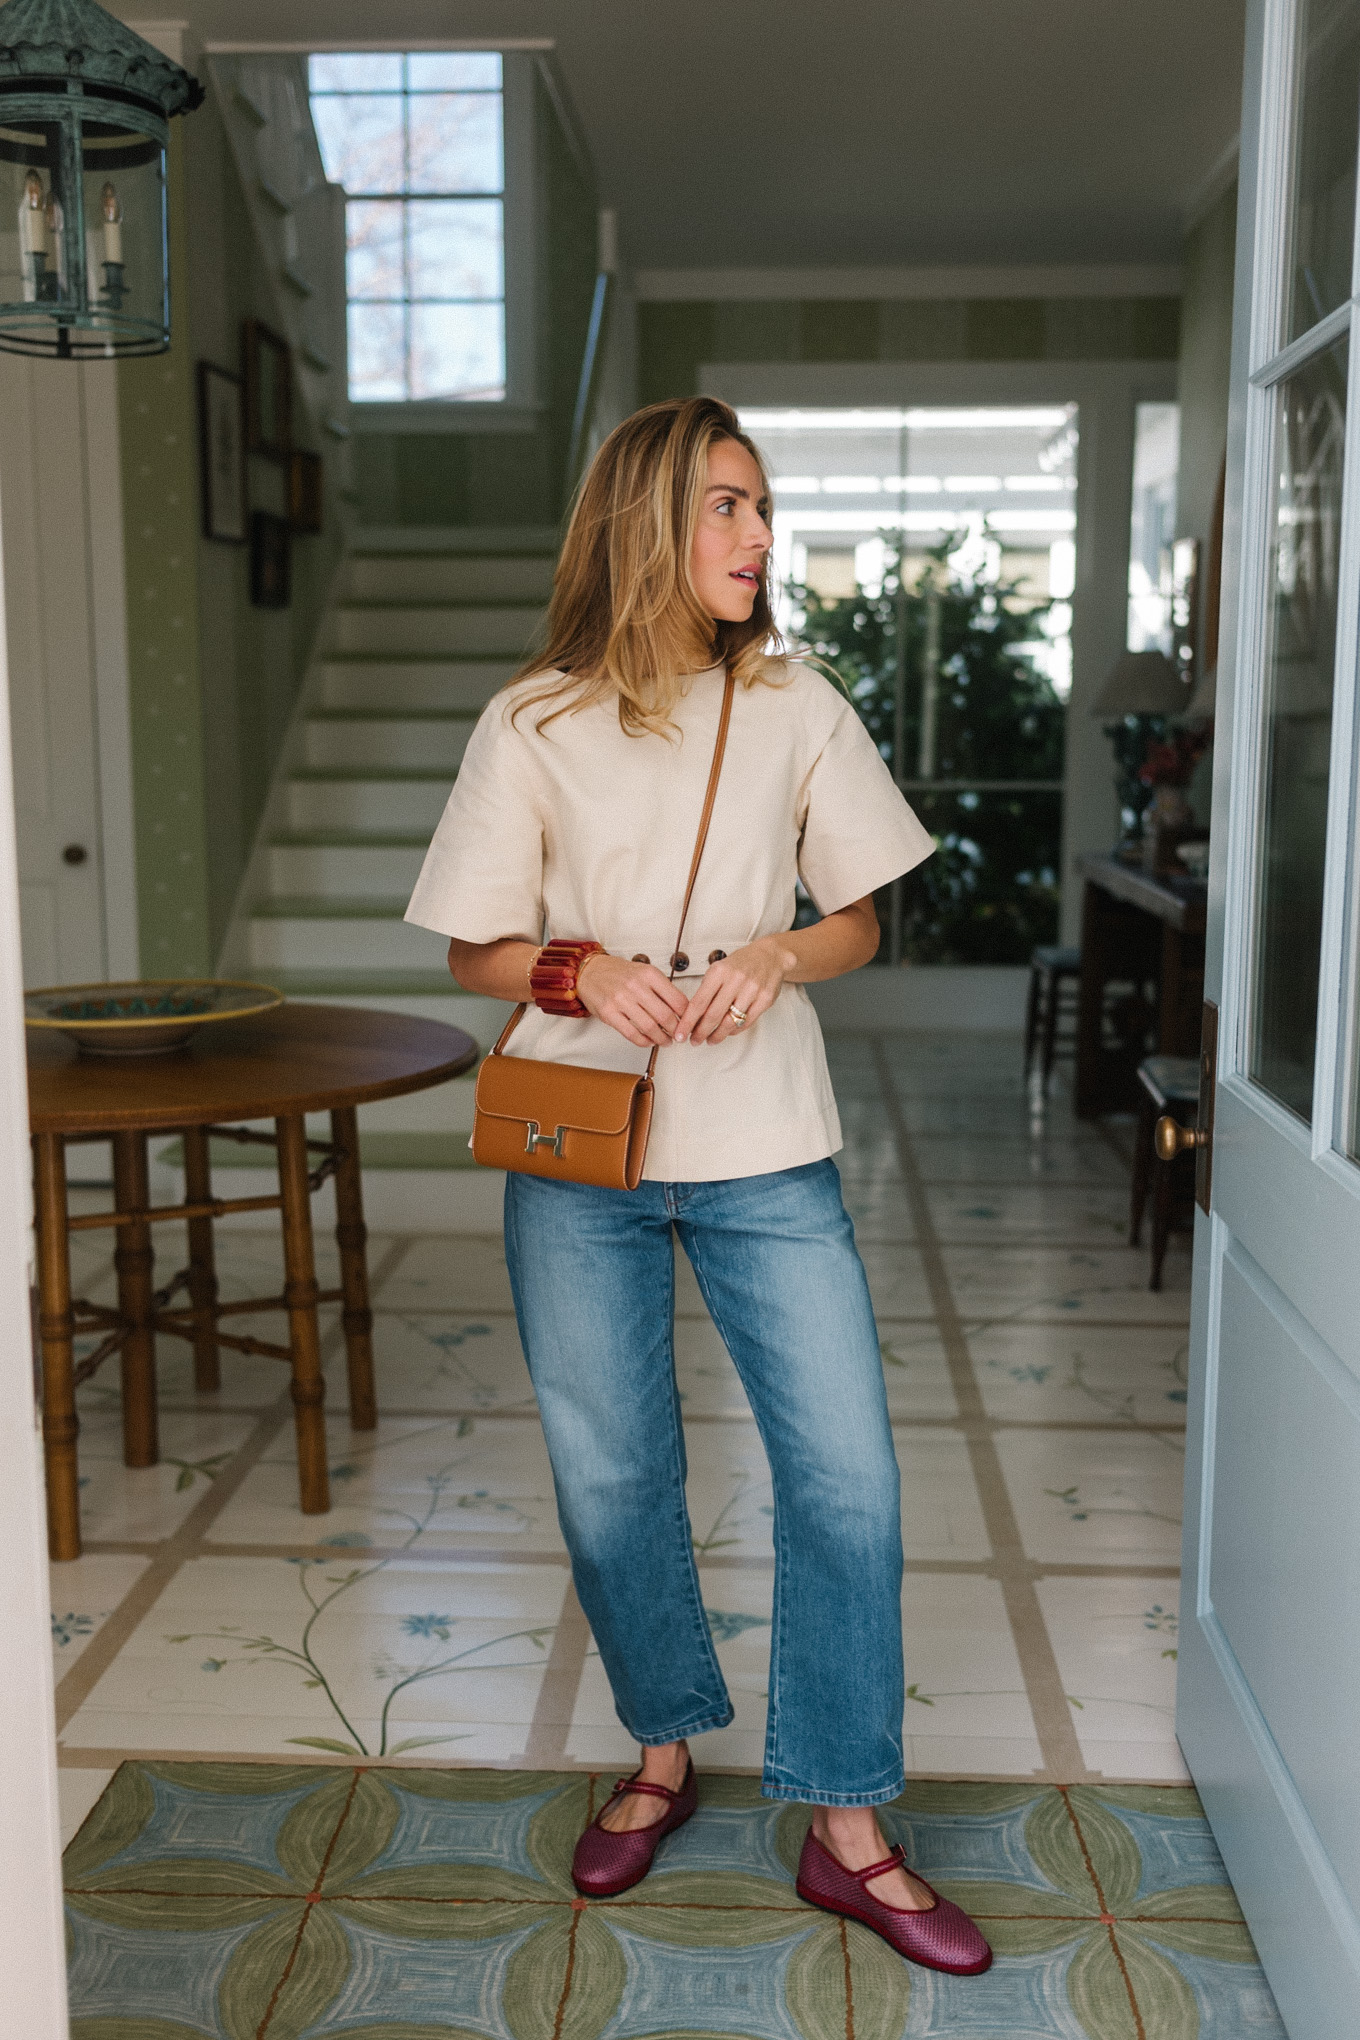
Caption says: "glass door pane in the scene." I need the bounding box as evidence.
[1250,337,1348,1118]
[1287,0,1360,342]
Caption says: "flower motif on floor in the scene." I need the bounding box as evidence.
[52,1611,96,1648]
[402,1613,455,1640]
[704,1608,770,1644]
[163,1445,555,1757]
[1044,1482,1182,1527]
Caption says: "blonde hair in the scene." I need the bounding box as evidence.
[509,396,785,735]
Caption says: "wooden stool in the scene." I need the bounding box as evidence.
[1130,1054,1199,1289]
[1023,945,1081,1082]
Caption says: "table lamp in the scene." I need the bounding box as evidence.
[1091,651,1192,852]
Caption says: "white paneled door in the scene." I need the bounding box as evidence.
[1180,1,1360,2033]
[0,354,134,990]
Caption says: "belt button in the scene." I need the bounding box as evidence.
[631,953,650,963]
[670,951,689,973]
[708,949,726,963]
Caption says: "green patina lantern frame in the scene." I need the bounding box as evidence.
[0,0,202,357]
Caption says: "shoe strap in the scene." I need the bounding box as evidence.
[596,1767,686,1824]
[611,1776,681,1804]
[849,1842,908,1883]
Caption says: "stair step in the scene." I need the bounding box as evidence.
[252,893,413,918]
[343,554,555,603]
[327,603,544,657]
[315,659,515,711]
[303,712,475,771]
[267,838,428,895]
[268,969,471,997]
[248,904,448,971]
[287,774,450,831]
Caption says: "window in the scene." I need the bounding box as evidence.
[308,52,506,403]
[742,405,1077,965]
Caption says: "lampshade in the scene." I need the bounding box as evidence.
[1181,662,1218,721]
[0,0,203,358]
[1090,649,1187,718]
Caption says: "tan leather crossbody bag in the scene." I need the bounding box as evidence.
[471,669,735,1191]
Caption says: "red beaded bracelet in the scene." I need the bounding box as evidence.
[529,939,603,1017]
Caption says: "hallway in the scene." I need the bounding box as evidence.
[52,1027,1191,1822]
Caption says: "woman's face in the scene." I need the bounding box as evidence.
[689,437,773,623]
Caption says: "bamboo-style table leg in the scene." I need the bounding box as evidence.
[34,1133,81,1561]
[112,1128,158,1469]
[276,1112,330,1516]
[182,1124,221,1392]
[331,1104,376,1431]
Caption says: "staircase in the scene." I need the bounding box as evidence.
[203,528,558,1232]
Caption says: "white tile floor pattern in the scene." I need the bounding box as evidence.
[50,1029,1193,1840]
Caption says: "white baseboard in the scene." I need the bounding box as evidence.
[809,966,1029,1032]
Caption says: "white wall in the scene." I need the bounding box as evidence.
[0,464,71,2033]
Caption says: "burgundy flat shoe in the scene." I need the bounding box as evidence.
[796,1829,993,1975]
[571,1761,698,1896]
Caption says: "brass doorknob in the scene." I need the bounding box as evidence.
[1155,1115,1204,1162]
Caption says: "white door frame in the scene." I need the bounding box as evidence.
[84,360,140,979]
[1179,0,1360,2029]
[702,357,1177,948]
[0,491,73,2030]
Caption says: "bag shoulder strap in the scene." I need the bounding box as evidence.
[491,667,737,1064]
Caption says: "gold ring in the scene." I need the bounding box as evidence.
[729,1004,749,1028]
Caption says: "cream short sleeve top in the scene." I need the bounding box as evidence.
[405,659,934,1181]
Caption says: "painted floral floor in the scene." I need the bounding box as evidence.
[65,1762,1282,2039]
[49,1027,1285,2033]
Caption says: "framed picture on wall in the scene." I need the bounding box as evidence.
[197,362,246,543]
[243,318,291,460]
[250,511,291,608]
[288,448,323,535]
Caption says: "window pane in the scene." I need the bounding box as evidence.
[408,93,502,192]
[1249,338,1348,1118]
[407,52,501,90]
[308,53,402,94]
[889,790,1061,963]
[346,200,405,299]
[410,302,505,399]
[348,302,406,401]
[312,95,405,194]
[1287,0,1360,341]
[408,199,502,299]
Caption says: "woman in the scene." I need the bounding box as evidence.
[405,396,991,1977]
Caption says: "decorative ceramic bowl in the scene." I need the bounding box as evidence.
[24,979,284,1057]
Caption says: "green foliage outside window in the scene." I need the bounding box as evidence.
[792,547,1066,964]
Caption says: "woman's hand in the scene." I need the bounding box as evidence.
[677,936,797,1046]
[577,952,689,1049]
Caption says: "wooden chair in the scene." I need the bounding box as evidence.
[1023,945,1081,1083]
[1130,1054,1199,1289]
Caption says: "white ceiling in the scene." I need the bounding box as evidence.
[124,1,1247,270]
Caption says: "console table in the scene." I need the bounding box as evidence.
[1074,854,1207,1118]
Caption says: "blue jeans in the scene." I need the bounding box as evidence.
[504,1158,905,1806]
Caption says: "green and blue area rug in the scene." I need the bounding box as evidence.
[63,1764,1285,2038]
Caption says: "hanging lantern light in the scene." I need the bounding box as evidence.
[0,0,202,358]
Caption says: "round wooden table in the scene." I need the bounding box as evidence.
[28,1003,478,1560]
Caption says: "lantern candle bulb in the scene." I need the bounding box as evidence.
[19,169,45,255]
[101,182,121,264]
